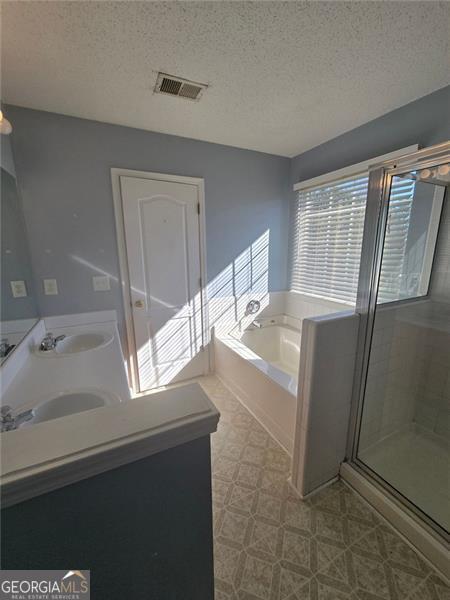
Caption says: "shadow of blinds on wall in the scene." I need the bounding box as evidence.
[289,174,415,304]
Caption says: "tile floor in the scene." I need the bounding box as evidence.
[199,376,450,600]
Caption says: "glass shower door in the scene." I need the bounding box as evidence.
[355,162,449,535]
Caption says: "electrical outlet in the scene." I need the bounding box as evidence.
[93,275,110,292]
[10,280,27,298]
[43,279,58,295]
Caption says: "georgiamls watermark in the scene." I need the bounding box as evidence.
[0,570,90,599]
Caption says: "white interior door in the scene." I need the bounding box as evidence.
[120,175,206,391]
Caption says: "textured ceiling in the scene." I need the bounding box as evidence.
[1,1,449,157]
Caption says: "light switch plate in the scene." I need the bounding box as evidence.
[93,275,111,292]
[10,280,27,298]
[43,279,58,295]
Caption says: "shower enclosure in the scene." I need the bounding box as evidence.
[346,143,449,560]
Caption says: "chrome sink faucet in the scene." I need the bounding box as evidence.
[0,338,15,358]
[39,332,66,351]
[1,405,35,432]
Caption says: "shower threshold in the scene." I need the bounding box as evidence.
[359,424,449,533]
[340,456,449,581]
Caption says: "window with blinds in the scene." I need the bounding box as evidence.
[378,176,416,302]
[289,173,416,304]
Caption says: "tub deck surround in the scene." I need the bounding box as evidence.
[209,291,347,341]
[215,315,301,454]
[1,383,220,507]
[240,318,302,378]
[215,338,297,454]
[291,311,360,499]
[226,314,302,394]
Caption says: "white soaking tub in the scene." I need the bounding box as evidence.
[240,324,301,379]
[214,316,301,453]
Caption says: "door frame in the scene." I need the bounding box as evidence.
[111,168,209,393]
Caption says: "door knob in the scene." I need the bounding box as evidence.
[134,300,144,308]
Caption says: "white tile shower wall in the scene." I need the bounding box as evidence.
[209,290,349,339]
[284,291,351,321]
[359,304,409,450]
[409,305,450,438]
[208,290,285,338]
[359,300,450,450]
[291,310,359,497]
[423,196,450,434]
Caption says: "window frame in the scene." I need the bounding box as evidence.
[290,145,419,305]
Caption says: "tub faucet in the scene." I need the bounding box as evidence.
[1,405,35,432]
[245,299,260,316]
[40,332,66,351]
[251,320,262,329]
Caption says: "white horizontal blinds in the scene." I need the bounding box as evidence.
[290,173,416,304]
[290,174,369,303]
[377,177,415,302]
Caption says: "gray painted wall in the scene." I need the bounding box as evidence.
[6,105,290,338]
[290,86,450,186]
[5,87,449,343]
[288,86,450,299]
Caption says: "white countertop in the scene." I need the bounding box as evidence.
[0,312,219,507]
[1,321,130,412]
[1,383,219,507]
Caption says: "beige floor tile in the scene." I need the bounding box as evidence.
[236,463,263,489]
[282,498,313,535]
[255,491,283,523]
[239,554,275,599]
[215,541,242,587]
[218,508,253,547]
[198,376,449,600]
[247,519,280,559]
[228,483,258,515]
[215,455,240,482]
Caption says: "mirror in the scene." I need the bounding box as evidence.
[1,136,39,363]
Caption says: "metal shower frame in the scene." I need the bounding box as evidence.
[346,141,450,541]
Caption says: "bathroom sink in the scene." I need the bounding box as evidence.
[30,390,114,425]
[55,333,112,354]
[37,332,113,356]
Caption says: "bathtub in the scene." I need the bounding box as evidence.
[214,315,301,453]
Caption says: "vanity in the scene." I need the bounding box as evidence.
[0,311,219,600]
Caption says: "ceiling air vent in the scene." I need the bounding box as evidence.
[154,72,207,101]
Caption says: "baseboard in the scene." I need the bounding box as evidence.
[287,475,339,500]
